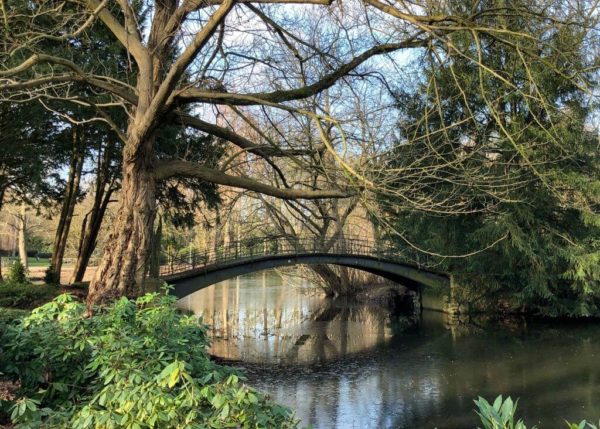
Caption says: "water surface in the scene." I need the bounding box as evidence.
[177,271,600,429]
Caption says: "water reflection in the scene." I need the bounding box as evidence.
[178,271,600,428]
[177,271,405,364]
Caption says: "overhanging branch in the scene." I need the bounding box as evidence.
[175,39,427,106]
[155,160,354,200]
[174,112,320,157]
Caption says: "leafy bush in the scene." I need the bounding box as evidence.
[475,396,531,429]
[0,307,29,332]
[566,422,600,429]
[0,282,56,309]
[44,264,60,285]
[475,396,599,429]
[8,260,27,283]
[0,292,297,428]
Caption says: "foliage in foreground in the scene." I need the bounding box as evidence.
[0,307,29,332]
[475,396,599,429]
[0,292,297,428]
[0,281,56,309]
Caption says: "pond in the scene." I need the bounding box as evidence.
[177,270,600,429]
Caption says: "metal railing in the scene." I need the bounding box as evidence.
[158,234,438,278]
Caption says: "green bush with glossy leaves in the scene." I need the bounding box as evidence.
[0,292,297,428]
[0,307,29,332]
[475,396,532,429]
[475,396,599,429]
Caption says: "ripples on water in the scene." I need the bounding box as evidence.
[177,271,600,429]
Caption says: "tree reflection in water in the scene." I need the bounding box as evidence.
[177,270,413,364]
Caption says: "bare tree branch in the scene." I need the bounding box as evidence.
[155,160,354,200]
[175,39,427,106]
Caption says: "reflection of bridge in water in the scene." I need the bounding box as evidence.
[177,271,413,365]
[160,235,450,298]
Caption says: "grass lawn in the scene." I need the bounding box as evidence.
[1,257,51,268]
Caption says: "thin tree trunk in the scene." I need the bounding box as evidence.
[213,212,223,253]
[17,205,27,270]
[70,186,114,284]
[70,138,116,284]
[72,211,91,279]
[0,185,5,281]
[87,138,157,309]
[0,184,5,213]
[311,263,354,297]
[311,264,340,297]
[51,129,84,282]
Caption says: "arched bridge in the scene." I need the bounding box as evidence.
[159,236,450,299]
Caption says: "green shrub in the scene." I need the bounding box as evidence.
[0,292,298,428]
[0,282,56,309]
[566,422,600,429]
[475,396,531,429]
[8,260,27,283]
[44,265,60,285]
[475,396,599,429]
[0,307,29,331]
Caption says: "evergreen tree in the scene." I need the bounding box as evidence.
[382,0,600,316]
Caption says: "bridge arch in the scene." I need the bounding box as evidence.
[158,236,450,299]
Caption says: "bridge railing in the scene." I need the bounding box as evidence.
[158,235,437,278]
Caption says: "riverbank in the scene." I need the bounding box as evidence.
[0,281,87,311]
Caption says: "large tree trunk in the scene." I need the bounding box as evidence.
[148,216,162,279]
[51,129,84,282]
[86,138,156,308]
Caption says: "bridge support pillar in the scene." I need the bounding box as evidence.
[420,275,466,315]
